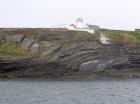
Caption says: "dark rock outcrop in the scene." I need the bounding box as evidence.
[0,28,139,73]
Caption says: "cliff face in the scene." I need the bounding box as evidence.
[0,28,140,73]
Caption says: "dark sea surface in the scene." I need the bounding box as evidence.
[0,77,140,104]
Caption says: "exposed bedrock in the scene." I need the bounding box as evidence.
[0,28,139,73]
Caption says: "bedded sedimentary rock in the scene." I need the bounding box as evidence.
[0,28,139,73]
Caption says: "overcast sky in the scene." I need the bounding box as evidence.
[0,0,140,30]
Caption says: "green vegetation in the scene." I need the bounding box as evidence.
[0,43,34,56]
[100,29,140,43]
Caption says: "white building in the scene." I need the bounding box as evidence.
[56,18,99,34]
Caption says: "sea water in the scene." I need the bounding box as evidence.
[0,77,140,104]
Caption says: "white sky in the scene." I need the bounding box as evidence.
[0,0,140,30]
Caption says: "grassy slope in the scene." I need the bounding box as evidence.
[0,43,33,56]
[100,29,140,43]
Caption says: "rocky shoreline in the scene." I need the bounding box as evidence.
[0,28,139,77]
[1,71,140,78]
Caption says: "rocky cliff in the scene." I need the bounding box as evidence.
[0,28,140,76]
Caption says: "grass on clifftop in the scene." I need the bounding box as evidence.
[100,29,140,43]
[0,43,34,56]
